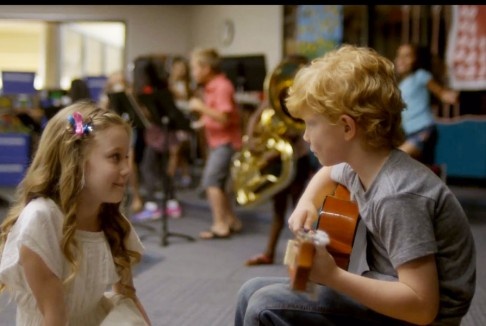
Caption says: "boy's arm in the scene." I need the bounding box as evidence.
[20,245,67,326]
[287,165,338,232]
[311,249,439,325]
[188,97,229,124]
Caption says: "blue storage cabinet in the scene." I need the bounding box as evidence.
[435,118,486,179]
[0,133,31,186]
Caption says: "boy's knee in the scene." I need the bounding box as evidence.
[238,277,264,299]
[237,277,277,310]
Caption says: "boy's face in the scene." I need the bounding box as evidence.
[190,59,209,85]
[82,125,131,206]
[300,108,348,167]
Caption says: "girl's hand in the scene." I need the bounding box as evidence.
[113,269,152,326]
[441,89,459,105]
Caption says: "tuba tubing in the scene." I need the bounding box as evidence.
[231,56,308,208]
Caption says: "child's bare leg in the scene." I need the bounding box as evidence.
[200,187,231,238]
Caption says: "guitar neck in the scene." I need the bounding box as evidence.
[286,184,360,291]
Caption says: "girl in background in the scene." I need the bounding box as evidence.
[0,101,151,325]
[99,70,145,214]
[395,43,459,165]
[167,56,195,190]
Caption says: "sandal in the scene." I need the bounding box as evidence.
[245,253,274,266]
[230,219,243,234]
[199,229,231,240]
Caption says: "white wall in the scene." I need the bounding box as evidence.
[0,5,283,75]
[188,5,283,73]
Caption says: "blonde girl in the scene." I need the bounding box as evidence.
[0,100,151,325]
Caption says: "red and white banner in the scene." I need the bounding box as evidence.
[446,5,486,91]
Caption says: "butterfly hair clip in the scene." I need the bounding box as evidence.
[67,112,93,137]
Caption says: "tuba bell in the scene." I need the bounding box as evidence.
[231,56,308,208]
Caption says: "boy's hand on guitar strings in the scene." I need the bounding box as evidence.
[312,230,330,248]
[288,201,318,233]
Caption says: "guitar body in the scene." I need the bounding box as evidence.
[317,184,360,270]
[286,184,360,291]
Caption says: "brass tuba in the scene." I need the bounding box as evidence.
[231,56,308,208]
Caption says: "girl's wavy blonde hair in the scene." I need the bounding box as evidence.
[0,100,140,292]
[286,44,406,149]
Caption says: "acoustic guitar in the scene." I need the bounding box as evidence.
[284,184,360,292]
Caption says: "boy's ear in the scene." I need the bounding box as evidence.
[339,114,356,140]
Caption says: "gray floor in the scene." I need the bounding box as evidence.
[0,183,485,326]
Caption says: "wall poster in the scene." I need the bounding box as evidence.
[284,5,343,60]
[446,5,486,91]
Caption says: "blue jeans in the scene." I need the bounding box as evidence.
[235,277,413,326]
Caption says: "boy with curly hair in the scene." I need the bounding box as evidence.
[235,44,475,326]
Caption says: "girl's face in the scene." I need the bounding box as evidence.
[172,61,187,80]
[108,72,126,92]
[82,125,131,206]
[300,108,347,167]
[394,44,416,76]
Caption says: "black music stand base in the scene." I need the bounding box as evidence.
[133,210,196,246]
[159,201,196,246]
[156,128,196,246]
[129,102,195,246]
[129,187,195,246]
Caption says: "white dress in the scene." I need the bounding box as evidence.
[0,197,144,326]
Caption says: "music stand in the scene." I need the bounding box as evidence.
[138,90,191,131]
[107,91,151,129]
[137,90,195,246]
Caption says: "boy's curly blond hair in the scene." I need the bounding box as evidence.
[286,44,406,149]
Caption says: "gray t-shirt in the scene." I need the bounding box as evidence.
[331,149,476,324]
